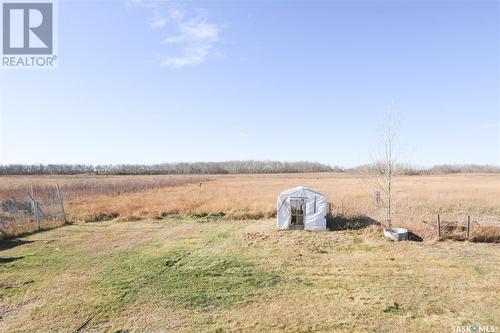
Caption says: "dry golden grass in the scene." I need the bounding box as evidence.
[0,174,208,238]
[0,174,209,200]
[1,173,499,240]
[63,173,500,239]
[470,226,500,243]
[0,213,65,239]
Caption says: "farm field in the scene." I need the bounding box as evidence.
[1,172,499,239]
[0,217,499,332]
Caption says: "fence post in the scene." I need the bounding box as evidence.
[437,213,441,240]
[36,201,41,231]
[27,192,40,231]
[30,185,35,216]
[55,184,67,224]
[467,215,470,240]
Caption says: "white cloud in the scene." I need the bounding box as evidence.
[473,122,498,130]
[168,8,184,22]
[160,43,213,68]
[239,132,248,137]
[149,17,167,29]
[163,17,219,44]
[126,0,159,9]
[160,10,222,68]
[128,2,223,68]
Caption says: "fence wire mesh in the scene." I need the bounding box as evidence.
[0,185,66,238]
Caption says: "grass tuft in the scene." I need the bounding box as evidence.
[470,226,500,243]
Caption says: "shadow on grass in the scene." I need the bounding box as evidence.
[0,238,34,251]
[407,231,423,242]
[0,256,24,264]
[327,214,379,231]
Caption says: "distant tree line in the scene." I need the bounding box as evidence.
[0,164,95,175]
[348,164,500,175]
[0,162,498,176]
[426,164,500,174]
[0,161,339,175]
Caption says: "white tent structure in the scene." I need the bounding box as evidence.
[276,186,329,231]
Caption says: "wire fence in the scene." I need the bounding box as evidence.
[0,184,66,239]
[436,213,500,242]
[0,176,209,202]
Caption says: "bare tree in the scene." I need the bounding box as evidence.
[367,109,403,227]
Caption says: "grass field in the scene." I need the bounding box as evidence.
[52,173,500,228]
[2,172,499,239]
[1,173,499,331]
[1,217,499,332]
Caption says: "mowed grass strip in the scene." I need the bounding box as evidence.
[95,239,280,316]
[0,219,285,332]
[0,218,499,332]
[144,254,278,308]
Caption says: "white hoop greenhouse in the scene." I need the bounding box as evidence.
[276,186,329,231]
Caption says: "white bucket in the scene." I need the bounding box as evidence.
[384,227,408,241]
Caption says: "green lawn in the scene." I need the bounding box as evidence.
[0,218,499,332]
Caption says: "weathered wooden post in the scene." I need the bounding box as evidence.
[30,185,35,215]
[467,215,470,240]
[27,192,40,231]
[36,201,41,231]
[437,213,441,240]
[55,184,67,224]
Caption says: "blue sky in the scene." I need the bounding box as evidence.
[1,0,499,167]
